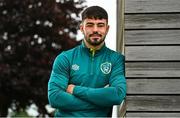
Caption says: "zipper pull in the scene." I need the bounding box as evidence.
[90,48,95,57]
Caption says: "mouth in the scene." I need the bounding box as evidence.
[90,34,101,38]
[91,36,100,39]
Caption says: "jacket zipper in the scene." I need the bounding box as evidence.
[90,48,95,75]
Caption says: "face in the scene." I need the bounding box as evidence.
[80,18,109,46]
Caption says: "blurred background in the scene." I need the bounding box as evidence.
[0,0,116,117]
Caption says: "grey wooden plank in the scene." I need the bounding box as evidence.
[126,46,180,61]
[125,0,180,13]
[126,112,180,117]
[127,96,180,111]
[125,30,180,45]
[126,62,180,77]
[125,14,180,29]
[127,79,180,94]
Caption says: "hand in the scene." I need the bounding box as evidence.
[66,84,75,94]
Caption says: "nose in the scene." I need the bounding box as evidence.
[92,25,98,32]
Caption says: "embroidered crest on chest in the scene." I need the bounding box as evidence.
[100,62,112,74]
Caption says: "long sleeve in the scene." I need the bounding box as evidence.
[72,55,126,107]
[48,52,98,111]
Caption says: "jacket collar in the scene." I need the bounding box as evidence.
[81,41,106,57]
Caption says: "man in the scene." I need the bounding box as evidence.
[48,6,126,117]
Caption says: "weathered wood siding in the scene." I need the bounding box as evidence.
[123,0,180,117]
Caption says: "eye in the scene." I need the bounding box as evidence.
[98,23,105,27]
[86,23,93,27]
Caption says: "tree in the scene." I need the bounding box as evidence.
[0,0,85,116]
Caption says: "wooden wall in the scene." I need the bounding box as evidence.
[123,0,180,117]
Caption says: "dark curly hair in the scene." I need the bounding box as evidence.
[81,6,108,22]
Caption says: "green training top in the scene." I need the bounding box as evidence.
[48,42,126,117]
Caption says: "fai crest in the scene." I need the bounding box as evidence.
[100,62,112,74]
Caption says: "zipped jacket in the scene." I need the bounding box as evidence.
[48,42,126,117]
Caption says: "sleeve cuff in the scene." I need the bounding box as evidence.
[72,85,80,95]
[72,86,89,97]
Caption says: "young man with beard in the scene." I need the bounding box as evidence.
[48,6,126,117]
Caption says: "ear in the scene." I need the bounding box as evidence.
[106,25,110,33]
[79,23,84,32]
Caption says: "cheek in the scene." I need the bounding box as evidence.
[104,29,109,35]
[101,30,107,35]
[99,28,108,34]
[83,29,92,35]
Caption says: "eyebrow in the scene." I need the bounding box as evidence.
[86,22,106,25]
[86,22,94,25]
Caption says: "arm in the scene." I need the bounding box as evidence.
[48,52,99,111]
[70,55,126,107]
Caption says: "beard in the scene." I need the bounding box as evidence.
[85,33,106,46]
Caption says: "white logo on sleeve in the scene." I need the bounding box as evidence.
[100,62,112,74]
[71,64,79,71]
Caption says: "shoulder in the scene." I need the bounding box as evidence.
[52,45,81,67]
[105,47,125,62]
[105,48,125,71]
[56,45,81,60]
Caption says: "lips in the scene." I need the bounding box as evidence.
[90,34,101,38]
[91,36,100,38]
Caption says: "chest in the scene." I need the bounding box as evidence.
[69,54,112,88]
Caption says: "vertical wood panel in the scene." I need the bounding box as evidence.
[125,30,180,45]
[126,46,180,61]
[125,0,180,13]
[127,96,180,111]
[126,62,180,77]
[126,113,180,117]
[125,14,180,29]
[123,0,180,117]
[127,79,180,94]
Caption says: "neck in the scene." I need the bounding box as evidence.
[83,39,104,50]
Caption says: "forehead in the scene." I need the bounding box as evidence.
[82,18,107,24]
